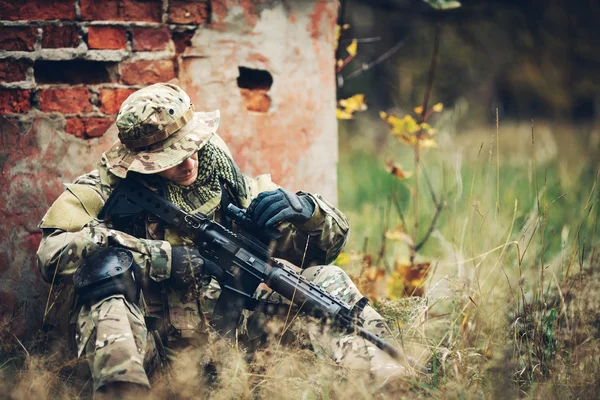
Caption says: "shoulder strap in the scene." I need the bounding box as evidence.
[219,181,234,230]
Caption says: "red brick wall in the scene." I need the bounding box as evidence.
[0,0,339,340]
[0,0,208,138]
[0,0,209,337]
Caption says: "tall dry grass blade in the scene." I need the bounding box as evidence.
[43,214,74,324]
[496,108,500,220]
[276,235,311,353]
[481,199,519,302]
[564,173,598,282]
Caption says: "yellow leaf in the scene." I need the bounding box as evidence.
[336,108,353,119]
[379,111,388,119]
[384,160,413,180]
[382,113,418,137]
[346,39,357,57]
[386,274,405,301]
[338,94,367,114]
[335,252,351,266]
[414,106,423,115]
[419,138,437,148]
[393,260,431,297]
[432,102,444,112]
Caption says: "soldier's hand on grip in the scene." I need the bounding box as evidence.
[246,188,315,229]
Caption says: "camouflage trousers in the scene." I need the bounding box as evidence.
[74,265,406,393]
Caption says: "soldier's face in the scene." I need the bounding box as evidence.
[157,152,199,186]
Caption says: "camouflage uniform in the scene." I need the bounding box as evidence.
[36,83,405,395]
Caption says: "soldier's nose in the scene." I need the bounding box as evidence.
[179,157,195,171]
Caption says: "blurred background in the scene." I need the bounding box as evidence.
[335,0,600,255]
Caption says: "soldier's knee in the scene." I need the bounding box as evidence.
[75,295,153,391]
[309,264,348,282]
[305,265,363,305]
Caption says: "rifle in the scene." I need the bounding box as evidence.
[98,178,405,363]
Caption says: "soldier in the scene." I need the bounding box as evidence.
[36,83,406,398]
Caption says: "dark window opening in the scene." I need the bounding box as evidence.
[34,60,119,84]
[237,66,273,91]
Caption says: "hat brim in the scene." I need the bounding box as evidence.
[103,111,220,178]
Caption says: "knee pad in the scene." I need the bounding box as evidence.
[74,247,139,305]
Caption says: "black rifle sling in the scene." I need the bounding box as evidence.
[219,181,234,231]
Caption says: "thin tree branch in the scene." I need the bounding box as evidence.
[391,186,407,231]
[415,199,444,252]
[344,40,405,81]
[340,37,382,43]
[419,22,441,122]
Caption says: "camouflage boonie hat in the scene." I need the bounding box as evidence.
[103,83,219,178]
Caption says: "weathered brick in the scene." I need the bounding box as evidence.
[66,116,114,138]
[0,26,38,52]
[240,88,271,113]
[168,1,209,24]
[42,24,79,48]
[0,59,31,83]
[0,0,76,21]
[0,89,31,114]
[39,88,92,113]
[80,0,162,22]
[85,117,115,137]
[99,88,136,114]
[132,27,171,51]
[65,117,85,137]
[120,59,176,85]
[87,26,127,50]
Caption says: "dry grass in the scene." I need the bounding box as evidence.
[2,116,599,398]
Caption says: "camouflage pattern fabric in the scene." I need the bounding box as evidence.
[76,295,159,391]
[75,265,405,391]
[36,159,361,392]
[104,83,220,179]
[36,83,406,394]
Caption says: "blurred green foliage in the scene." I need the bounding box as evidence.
[337,113,599,279]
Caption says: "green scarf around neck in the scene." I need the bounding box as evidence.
[144,141,247,214]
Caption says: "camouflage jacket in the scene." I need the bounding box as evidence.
[36,147,349,343]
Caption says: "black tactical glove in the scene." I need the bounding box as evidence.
[170,246,206,289]
[246,188,315,229]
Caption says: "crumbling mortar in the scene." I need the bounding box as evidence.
[33,27,42,52]
[0,82,36,89]
[88,86,101,110]
[162,0,170,25]
[129,50,175,61]
[30,89,40,110]
[74,0,82,20]
[125,27,133,54]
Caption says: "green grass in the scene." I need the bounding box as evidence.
[336,113,600,397]
[338,117,598,271]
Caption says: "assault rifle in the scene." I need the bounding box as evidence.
[98,178,405,363]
